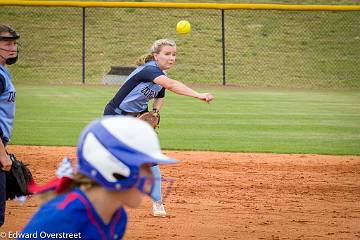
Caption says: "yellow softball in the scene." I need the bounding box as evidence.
[176,20,191,34]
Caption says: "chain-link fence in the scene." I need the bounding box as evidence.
[0,4,359,88]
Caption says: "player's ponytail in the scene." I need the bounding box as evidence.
[28,158,99,204]
[135,54,154,66]
[35,173,99,204]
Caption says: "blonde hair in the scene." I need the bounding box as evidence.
[135,39,176,66]
[37,173,98,203]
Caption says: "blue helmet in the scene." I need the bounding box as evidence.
[76,116,176,191]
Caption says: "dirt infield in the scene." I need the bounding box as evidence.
[2,145,360,240]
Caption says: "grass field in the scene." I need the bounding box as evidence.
[11,85,360,155]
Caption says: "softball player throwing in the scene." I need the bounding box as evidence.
[19,116,176,239]
[104,38,214,217]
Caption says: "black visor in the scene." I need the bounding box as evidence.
[0,29,20,41]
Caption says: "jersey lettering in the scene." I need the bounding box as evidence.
[141,87,157,99]
[8,91,16,102]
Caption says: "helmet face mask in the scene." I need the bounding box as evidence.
[136,176,155,197]
[5,55,18,65]
[136,175,174,201]
[76,116,176,193]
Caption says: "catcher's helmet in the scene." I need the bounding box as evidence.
[76,116,176,191]
[0,25,20,41]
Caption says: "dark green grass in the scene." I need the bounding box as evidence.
[10,85,360,155]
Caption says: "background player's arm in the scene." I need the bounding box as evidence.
[154,75,213,103]
[0,77,11,171]
[0,138,11,171]
[152,97,164,112]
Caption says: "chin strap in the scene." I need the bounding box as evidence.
[0,48,18,65]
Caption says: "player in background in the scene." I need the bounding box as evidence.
[104,38,214,217]
[20,116,177,239]
[0,24,19,227]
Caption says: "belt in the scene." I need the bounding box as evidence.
[114,108,142,117]
[123,112,141,117]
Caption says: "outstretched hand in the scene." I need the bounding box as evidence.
[198,93,214,103]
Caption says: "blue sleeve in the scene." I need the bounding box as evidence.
[156,87,165,98]
[0,74,6,141]
[136,65,164,83]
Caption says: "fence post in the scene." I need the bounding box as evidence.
[221,9,226,86]
[82,7,86,84]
